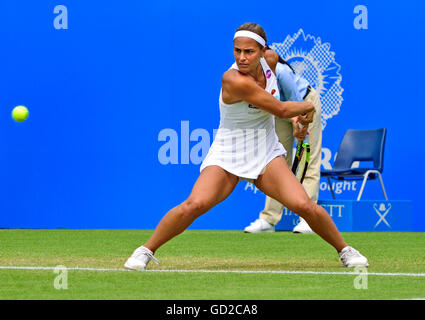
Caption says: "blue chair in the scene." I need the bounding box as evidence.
[321,128,387,201]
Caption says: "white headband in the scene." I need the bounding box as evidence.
[233,30,266,47]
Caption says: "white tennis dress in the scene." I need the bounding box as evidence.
[200,58,286,180]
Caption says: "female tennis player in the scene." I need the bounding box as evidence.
[125,23,368,270]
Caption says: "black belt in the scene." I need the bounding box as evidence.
[303,86,312,100]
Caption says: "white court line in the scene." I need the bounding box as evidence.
[0,266,424,277]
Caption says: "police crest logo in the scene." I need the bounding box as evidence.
[271,29,344,130]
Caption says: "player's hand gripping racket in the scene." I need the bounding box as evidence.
[291,121,310,184]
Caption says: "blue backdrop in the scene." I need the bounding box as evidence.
[1,0,424,230]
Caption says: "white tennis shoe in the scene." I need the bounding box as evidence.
[293,218,314,234]
[124,246,160,271]
[244,218,275,233]
[339,246,369,267]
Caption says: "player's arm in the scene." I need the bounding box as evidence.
[221,70,314,120]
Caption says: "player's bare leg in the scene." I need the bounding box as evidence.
[144,166,239,252]
[145,166,238,252]
[255,156,368,267]
[125,166,238,270]
[255,156,348,252]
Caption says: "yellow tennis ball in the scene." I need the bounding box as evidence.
[12,106,29,122]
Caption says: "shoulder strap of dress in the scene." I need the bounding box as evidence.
[260,57,271,75]
[260,57,274,89]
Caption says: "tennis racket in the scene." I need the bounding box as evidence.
[291,123,310,184]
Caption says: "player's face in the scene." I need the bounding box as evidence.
[233,38,263,74]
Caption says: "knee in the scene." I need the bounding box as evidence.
[293,198,317,218]
[180,197,208,218]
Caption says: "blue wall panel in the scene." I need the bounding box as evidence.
[0,1,424,230]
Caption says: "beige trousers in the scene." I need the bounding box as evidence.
[260,88,322,225]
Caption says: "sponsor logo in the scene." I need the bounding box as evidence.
[266,69,272,79]
[373,203,392,229]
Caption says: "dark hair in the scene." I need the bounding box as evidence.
[235,23,267,48]
[265,46,296,74]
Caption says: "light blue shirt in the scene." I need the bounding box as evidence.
[275,62,309,102]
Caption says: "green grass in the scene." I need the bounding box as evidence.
[0,230,424,299]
